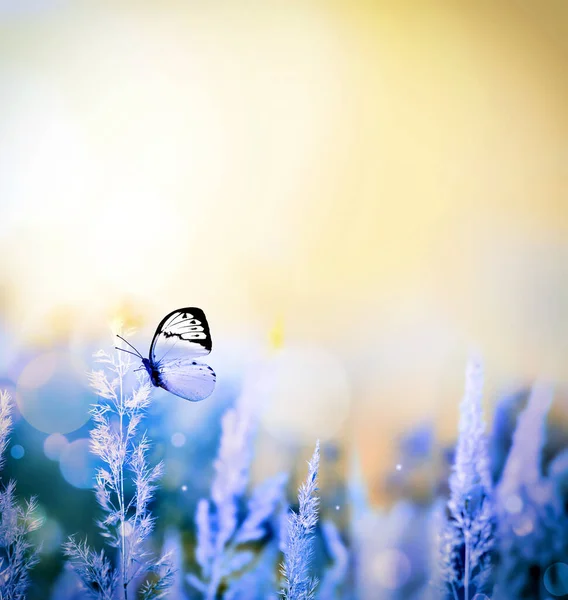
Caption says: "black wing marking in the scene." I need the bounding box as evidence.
[150,307,212,365]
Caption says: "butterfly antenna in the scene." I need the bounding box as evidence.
[115,335,143,358]
[115,347,142,359]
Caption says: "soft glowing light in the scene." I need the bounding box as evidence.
[529,484,552,505]
[512,513,534,537]
[162,458,184,490]
[171,432,186,448]
[372,549,411,590]
[17,353,57,390]
[257,345,351,442]
[88,190,189,292]
[59,439,99,489]
[396,464,402,471]
[181,484,188,492]
[544,563,568,597]
[504,494,523,515]
[0,0,566,516]
[35,518,63,555]
[43,433,69,460]
[10,444,24,459]
[16,352,91,434]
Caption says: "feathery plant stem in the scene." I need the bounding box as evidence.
[281,440,320,600]
[0,390,42,600]
[65,337,172,599]
[0,391,12,471]
[440,358,495,600]
[118,351,127,600]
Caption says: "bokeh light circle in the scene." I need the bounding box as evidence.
[16,352,91,434]
[36,518,63,555]
[44,433,69,460]
[257,345,351,442]
[544,563,568,597]
[372,549,411,590]
[59,439,99,489]
[512,513,534,537]
[10,444,24,459]
[171,432,186,448]
[504,494,523,514]
[17,352,57,388]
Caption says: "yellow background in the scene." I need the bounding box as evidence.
[0,0,566,497]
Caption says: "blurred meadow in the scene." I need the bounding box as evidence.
[0,0,567,598]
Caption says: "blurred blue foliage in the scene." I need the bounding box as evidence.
[0,333,567,599]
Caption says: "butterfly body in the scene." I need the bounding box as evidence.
[118,307,216,402]
[141,358,161,387]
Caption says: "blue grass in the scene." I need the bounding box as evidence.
[493,383,564,599]
[62,538,117,600]
[224,543,282,600]
[190,397,288,599]
[318,520,348,600]
[441,358,495,600]
[281,441,320,600]
[50,564,85,600]
[0,390,42,600]
[191,404,256,598]
[3,338,568,598]
[0,391,12,471]
[224,476,289,599]
[235,472,289,546]
[64,346,172,600]
[161,530,190,600]
[496,383,552,500]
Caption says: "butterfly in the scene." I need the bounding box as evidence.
[115,307,216,402]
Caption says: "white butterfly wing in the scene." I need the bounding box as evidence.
[157,358,216,402]
[150,307,212,364]
[149,307,216,401]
